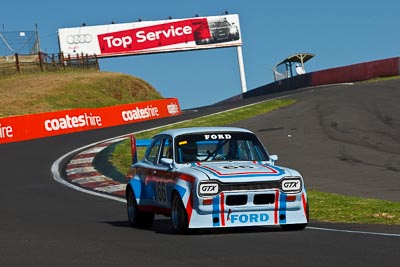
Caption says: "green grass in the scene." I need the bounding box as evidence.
[361,75,400,83]
[309,190,399,225]
[110,98,400,226]
[0,69,162,117]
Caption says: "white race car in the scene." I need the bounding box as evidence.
[125,127,308,233]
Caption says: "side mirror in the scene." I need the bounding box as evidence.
[160,158,174,168]
[269,155,278,165]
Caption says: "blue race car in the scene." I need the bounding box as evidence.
[126,127,308,233]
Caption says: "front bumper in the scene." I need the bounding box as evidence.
[188,190,308,228]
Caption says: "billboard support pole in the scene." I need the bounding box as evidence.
[236,46,247,93]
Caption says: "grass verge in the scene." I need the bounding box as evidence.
[110,99,399,225]
[309,190,399,225]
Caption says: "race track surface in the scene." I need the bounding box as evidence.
[234,80,400,202]
[0,79,399,266]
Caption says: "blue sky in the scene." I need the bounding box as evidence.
[2,1,399,109]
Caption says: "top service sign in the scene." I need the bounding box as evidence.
[58,14,242,58]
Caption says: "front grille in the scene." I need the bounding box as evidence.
[254,194,275,205]
[226,195,247,206]
[224,193,275,206]
[219,181,280,192]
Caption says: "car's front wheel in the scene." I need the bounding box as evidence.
[280,223,307,231]
[171,192,188,234]
[127,188,154,228]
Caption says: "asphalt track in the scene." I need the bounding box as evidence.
[1,79,399,266]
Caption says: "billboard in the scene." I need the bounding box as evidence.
[58,14,242,58]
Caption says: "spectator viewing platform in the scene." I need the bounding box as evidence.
[272,53,315,81]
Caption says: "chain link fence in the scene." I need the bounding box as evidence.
[1,28,99,75]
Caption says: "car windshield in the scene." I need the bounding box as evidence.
[175,132,269,163]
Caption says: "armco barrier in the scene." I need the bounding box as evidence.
[0,98,180,144]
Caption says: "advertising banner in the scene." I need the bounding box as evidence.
[0,98,180,144]
[58,14,242,58]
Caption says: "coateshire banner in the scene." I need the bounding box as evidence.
[58,14,242,58]
[0,98,180,144]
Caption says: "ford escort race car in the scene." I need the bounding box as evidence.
[125,127,308,233]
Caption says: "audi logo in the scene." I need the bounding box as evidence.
[67,34,93,44]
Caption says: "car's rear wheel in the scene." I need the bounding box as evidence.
[127,189,154,228]
[171,192,188,234]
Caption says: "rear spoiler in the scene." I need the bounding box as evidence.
[129,134,152,164]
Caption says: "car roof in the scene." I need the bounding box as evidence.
[155,127,253,138]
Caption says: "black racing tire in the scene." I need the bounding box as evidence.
[171,192,188,234]
[127,188,154,228]
[280,223,308,231]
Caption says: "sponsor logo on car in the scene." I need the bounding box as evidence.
[199,183,219,195]
[229,213,269,224]
[280,178,302,193]
[204,133,232,140]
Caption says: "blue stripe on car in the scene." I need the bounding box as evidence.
[279,192,287,224]
[212,196,220,227]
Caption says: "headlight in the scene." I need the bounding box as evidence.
[199,182,219,196]
[280,178,302,193]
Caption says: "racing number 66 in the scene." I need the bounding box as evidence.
[156,182,167,203]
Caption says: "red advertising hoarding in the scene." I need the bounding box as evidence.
[58,14,242,58]
[0,98,180,144]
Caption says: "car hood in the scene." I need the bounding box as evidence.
[190,161,296,183]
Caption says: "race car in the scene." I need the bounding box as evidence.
[125,127,308,233]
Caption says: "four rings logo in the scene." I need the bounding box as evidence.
[67,34,93,44]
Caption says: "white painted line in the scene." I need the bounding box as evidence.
[307,226,400,237]
[69,157,94,164]
[72,176,111,185]
[94,184,127,193]
[66,166,98,175]
[51,139,127,203]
